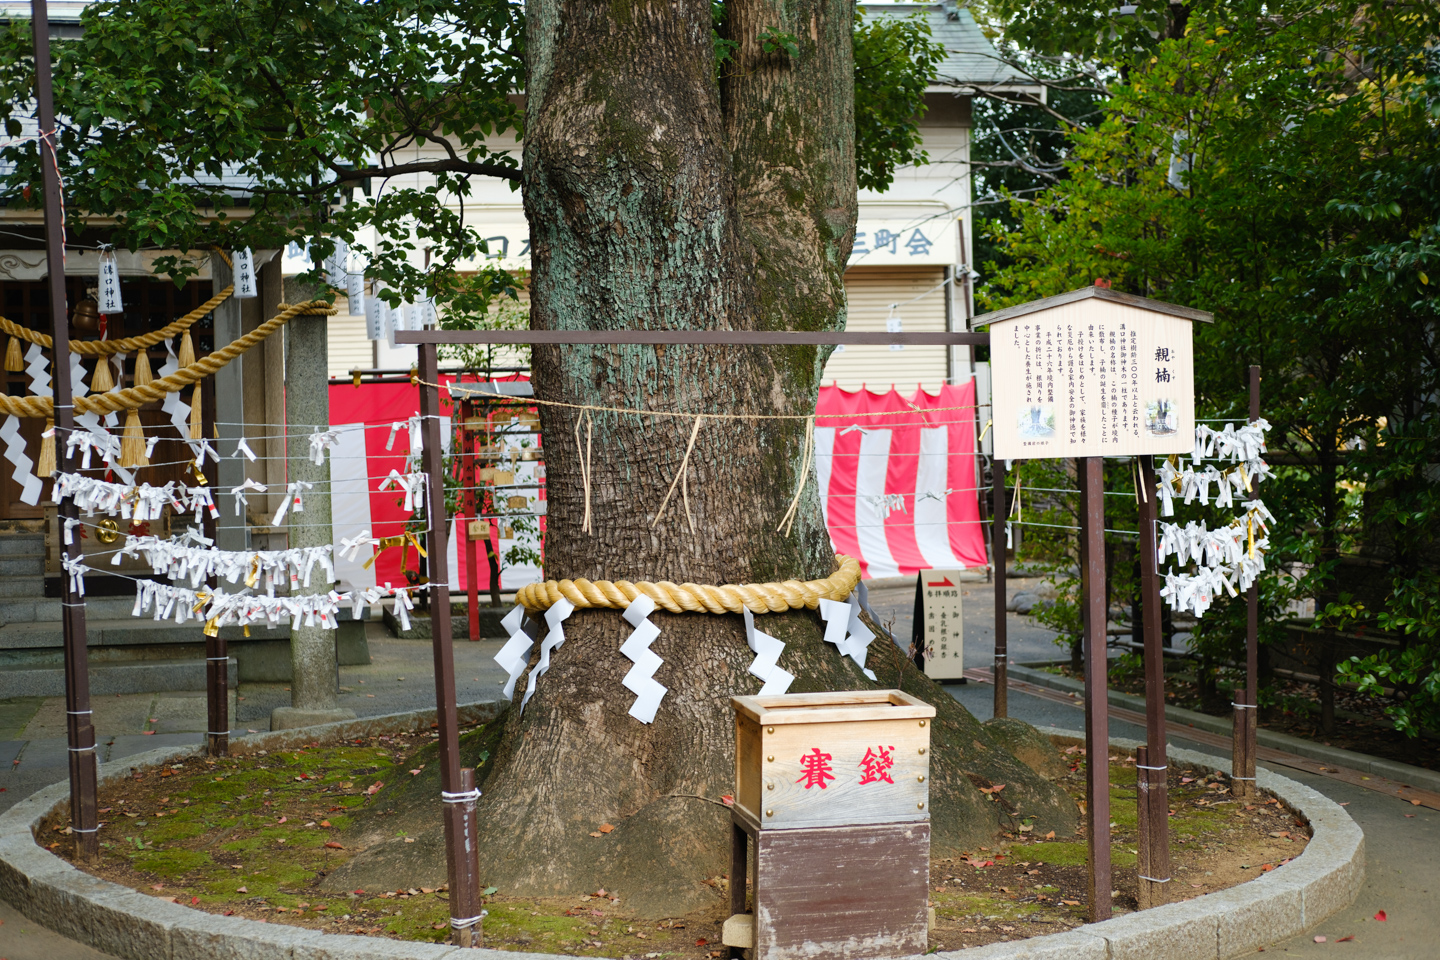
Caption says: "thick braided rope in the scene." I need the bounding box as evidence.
[515,555,862,615]
[0,300,334,418]
[0,286,233,356]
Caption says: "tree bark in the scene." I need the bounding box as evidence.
[335,0,1078,914]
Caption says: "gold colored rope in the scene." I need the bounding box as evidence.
[0,286,235,356]
[515,554,862,615]
[0,300,334,418]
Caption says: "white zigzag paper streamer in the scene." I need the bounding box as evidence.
[619,594,667,723]
[495,605,536,699]
[742,607,794,695]
[25,343,51,398]
[521,597,575,713]
[818,595,878,680]
[0,416,43,505]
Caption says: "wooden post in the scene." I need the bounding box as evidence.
[33,0,99,860]
[418,343,480,946]
[1233,366,1261,798]
[201,376,228,757]
[729,821,748,960]
[1136,455,1170,907]
[1078,456,1111,922]
[992,462,1008,718]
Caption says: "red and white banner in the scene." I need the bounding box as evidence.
[815,380,987,579]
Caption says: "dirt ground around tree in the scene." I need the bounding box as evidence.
[40,729,1309,958]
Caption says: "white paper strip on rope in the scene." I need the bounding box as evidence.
[97,248,123,314]
[521,597,575,714]
[0,416,44,505]
[112,533,336,592]
[741,607,794,695]
[495,605,536,699]
[234,248,258,299]
[619,593,666,723]
[817,595,878,680]
[24,343,51,398]
[365,290,385,341]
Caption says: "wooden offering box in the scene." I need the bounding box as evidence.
[726,691,937,960]
[732,689,935,831]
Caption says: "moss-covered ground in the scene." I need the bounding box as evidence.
[45,729,1308,956]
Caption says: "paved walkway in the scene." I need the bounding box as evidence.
[1,606,1435,957]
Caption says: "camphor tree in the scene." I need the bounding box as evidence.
[1,0,1078,911]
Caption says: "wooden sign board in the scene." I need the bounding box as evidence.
[984,287,1211,461]
[918,570,964,681]
[731,691,934,831]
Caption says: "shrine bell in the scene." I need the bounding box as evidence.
[725,690,936,960]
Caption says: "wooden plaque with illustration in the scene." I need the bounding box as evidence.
[984,286,1211,461]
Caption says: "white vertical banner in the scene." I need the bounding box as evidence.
[233,248,258,299]
[346,272,365,315]
[97,249,123,314]
[364,290,384,341]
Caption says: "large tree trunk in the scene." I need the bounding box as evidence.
[329,0,1077,916]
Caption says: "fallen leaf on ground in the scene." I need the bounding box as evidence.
[1314,936,1327,943]
[237,887,248,894]
[1336,935,1355,942]
[1374,910,1387,921]
[325,841,344,850]
[319,820,332,828]
[1045,830,1055,839]
[598,823,615,834]
[366,782,384,795]
[1412,800,1422,806]
[409,769,422,776]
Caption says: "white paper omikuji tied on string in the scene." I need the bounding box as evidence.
[521,597,575,714]
[415,298,437,329]
[495,605,537,699]
[233,248,258,299]
[619,593,666,723]
[347,271,365,316]
[325,240,348,289]
[97,248,123,314]
[741,607,794,695]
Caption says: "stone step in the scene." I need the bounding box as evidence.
[0,552,45,577]
[0,575,44,598]
[0,594,139,624]
[0,656,238,698]
[0,534,45,556]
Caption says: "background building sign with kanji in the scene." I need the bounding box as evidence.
[919,570,965,682]
[985,287,1211,460]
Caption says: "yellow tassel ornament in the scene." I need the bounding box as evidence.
[90,356,114,393]
[120,409,148,468]
[179,330,196,368]
[133,349,152,387]
[189,386,203,440]
[4,336,22,372]
[37,419,56,477]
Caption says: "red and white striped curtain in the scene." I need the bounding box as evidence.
[815,380,987,578]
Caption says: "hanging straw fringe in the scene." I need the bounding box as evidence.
[90,355,114,393]
[120,409,148,468]
[179,330,196,368]
[133,349,153,387]
[653,415,704,531]
[4,337,22,372]
[189,385,203,440]
[574,410,594,535]
[777,416,816,537]
[37,419,55,477]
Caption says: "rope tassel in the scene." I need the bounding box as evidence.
[133,349,153,387]
[90,355,114,393]
[189,385,202,440]
[4,336,22,372]
[120,409,148,468]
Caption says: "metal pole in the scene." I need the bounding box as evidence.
[1136,455,1170,907]
[31,0,99,860]
[1234,366,1261,798]
[418,344,481,946]
[992,461,1008,718]
[201,376,228,756]
[1079,456,1111,922]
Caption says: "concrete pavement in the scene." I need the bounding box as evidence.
[2,603,1435,958]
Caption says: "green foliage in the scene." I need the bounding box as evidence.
[759,26,800,60]
[977,1,1440,732]
[1334,573,1440,738]
[0,0,525,306]
[852,9,945,192]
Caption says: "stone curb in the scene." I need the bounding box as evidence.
[1010,661,1440,795]
[0,717,1360,960]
